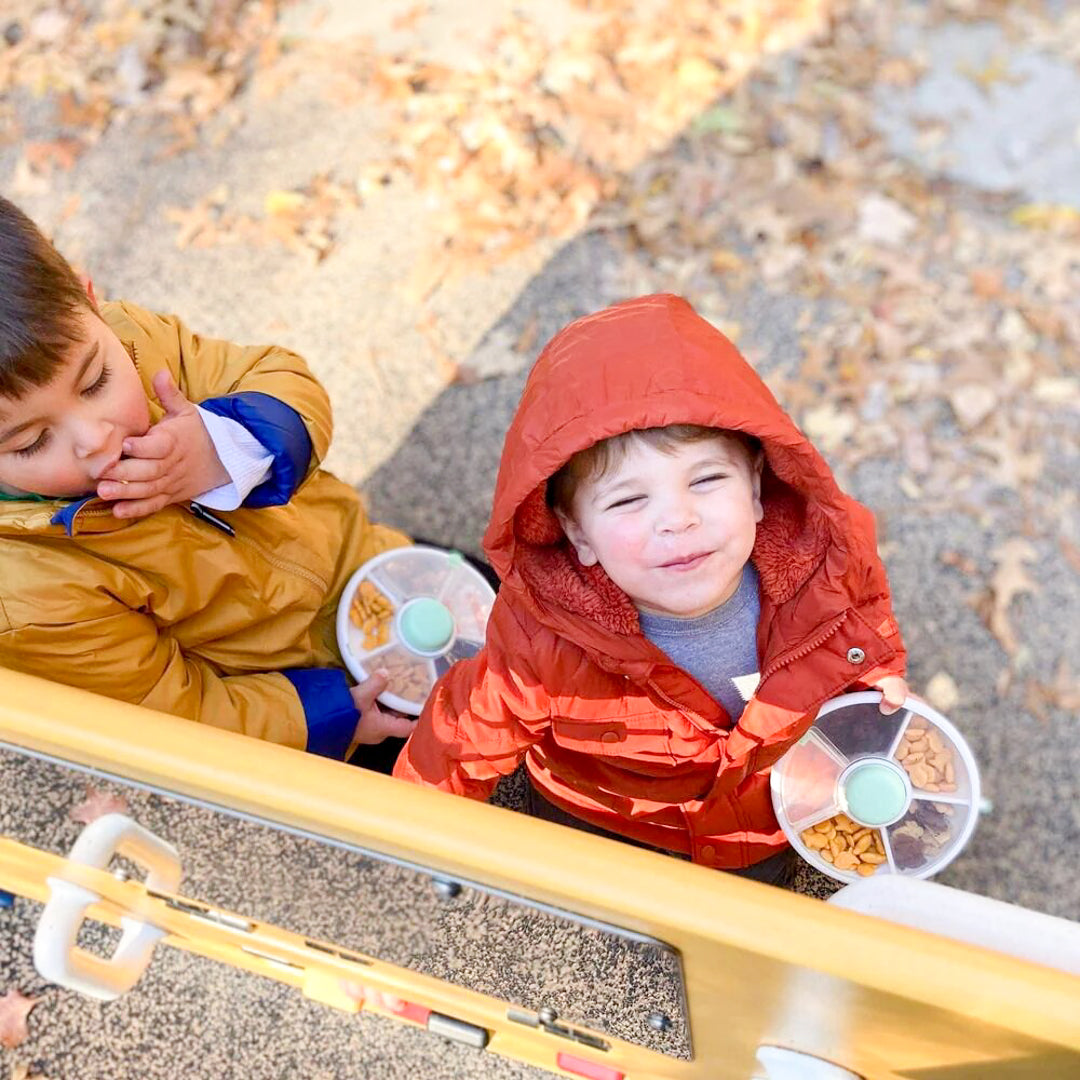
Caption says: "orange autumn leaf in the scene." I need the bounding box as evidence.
[70,785,131,825]
[0,989,41,1050]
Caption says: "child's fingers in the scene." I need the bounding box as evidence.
[380,713,418,740]
[151,370,192,416]
[99,478,167,503]
[110,493,172,520]
[122,427,173,460]
[876,675,908,714]
[99,456,166,485]
[352,669,389,714]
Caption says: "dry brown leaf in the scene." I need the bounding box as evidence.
[983,539,1038,657]
[70,785,130,825]
[1060,538,1080,576]
[947,384,997,431]
[11,1062,52,1080]
[0,990,40,1050]
[925,671,960,713]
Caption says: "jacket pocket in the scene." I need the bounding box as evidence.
[759,607,895,715]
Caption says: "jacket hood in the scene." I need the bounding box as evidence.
[483,294,865,660]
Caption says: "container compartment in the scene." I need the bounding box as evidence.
[798,813,889,878]
[378,647,436,709]
[346,578,396,655]
[893,716,970,798]
[814,700,907,758]
[886,801,971,873]
[375,548,454,601]
[774,731,846,830]
[439,565,494,643]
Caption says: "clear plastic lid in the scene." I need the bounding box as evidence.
[336,546,496,716]
[770,693,981,883]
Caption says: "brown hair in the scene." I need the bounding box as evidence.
[0,196,92,399]
[547,424,762,516]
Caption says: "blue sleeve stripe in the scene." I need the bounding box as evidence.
[282,668,357,759]
[199,392,313,507]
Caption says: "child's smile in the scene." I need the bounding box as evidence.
[556,433,764,619]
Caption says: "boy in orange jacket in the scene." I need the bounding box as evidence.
[394,294,908,883]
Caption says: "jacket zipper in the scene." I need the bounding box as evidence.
[759,613,847,682]
[231,530,329,593]
[646,615,847,727]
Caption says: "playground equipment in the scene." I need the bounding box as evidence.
[1,668,1078,1079]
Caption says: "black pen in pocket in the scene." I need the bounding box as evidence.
[189,501,235,537]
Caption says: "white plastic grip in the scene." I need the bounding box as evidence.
[33,813,182,1001]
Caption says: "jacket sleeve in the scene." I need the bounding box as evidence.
[114,301,334,468]
[0,604,357,758]
[393,598,552,799]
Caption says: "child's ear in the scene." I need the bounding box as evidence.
[81,275,98,310]
[553,507,599,567]
[751,449,765,524]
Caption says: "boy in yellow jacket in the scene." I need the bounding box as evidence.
[0,196,415,761]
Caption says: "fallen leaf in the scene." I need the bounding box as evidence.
[802,403,856,452]
[983,539,1038,657]
[956,54,1023,94]
[70,785,130,825]
[0,990,40,1050]
[1060,538,1080,575]
[264,190,308,216]
[857,193,916,247]
[969,268,1005,299]
[22,139,85,173]
[947,384,997,431]
[940,550,979,577]
[10,1062,52,1080]
[1009,204,1080,233]
[925,671,960,713]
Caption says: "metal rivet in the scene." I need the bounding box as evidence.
[538,1006,558,1025]
[432,878,461,900]
[846,647,866,665]
[647,1012,672,1032]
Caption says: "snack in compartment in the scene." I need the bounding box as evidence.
[888,802,955,870]
[894,717,957,792]
[350,580,394,651]
[381,649,433,704]
[799,813,887,876]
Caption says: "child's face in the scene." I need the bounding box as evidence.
[556,434,764,619]
[0,309,150,498]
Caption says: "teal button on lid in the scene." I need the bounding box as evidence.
[399,598,454,654]
[843,761,908,826]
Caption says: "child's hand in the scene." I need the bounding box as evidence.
[874,675,908,715]
[97,371,230,520]
[348,668,417,757]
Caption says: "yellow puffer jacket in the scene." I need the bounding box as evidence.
[0,301,408,752]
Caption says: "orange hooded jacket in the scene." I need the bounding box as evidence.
[394,294,906,868]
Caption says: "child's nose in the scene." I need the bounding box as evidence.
[657,496,700,533]
[71,415,114,460]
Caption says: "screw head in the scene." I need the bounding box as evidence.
[538,1006,558,1025]
[432,878,461,900]
[647,1012,672,1033]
